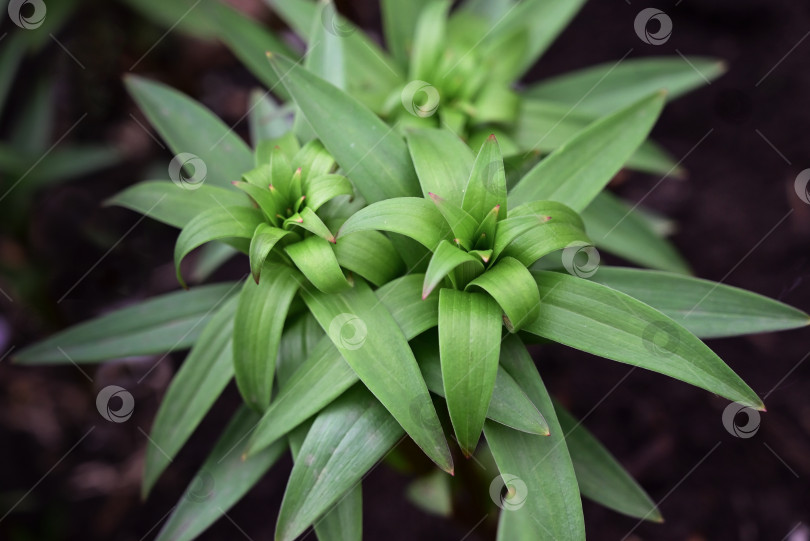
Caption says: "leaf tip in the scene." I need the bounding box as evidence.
[487,133,497,142]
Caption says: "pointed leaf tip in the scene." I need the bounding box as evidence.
[487,133,497,141]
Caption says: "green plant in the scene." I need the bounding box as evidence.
[13,1,810,540]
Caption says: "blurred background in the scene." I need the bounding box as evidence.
[1,0,809,539]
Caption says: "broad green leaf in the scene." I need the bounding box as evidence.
[232,180,279,223]
[154,406,286,541]
[246,274,439,454]
[423,240,484,299]
[285,236,350,293]
[267,53,419,203]
[463,134,507,223]
[439,289,503,455]
[190,242,239,283]
[414,338,549,435]
[285,207,336,243]
[107,181,248,229]
[492,200,585,261]
[508,91,666,212]
[174,206,263,287]
[486,335,585,541]
[554,401,661,522]
[248,224,293,283]
[590,267,810,339]
[125,76,254,187]
[305,174,354,211]
[406,128,473,206]
[22,146,121,188]
[142,296,238,498]
[527,271,765,409]
[208,1,293,99]
[302,279,453,472]
[429,194,479,248]
[513,98,682,177]
[276,387,402,541]
[582,191,690,274]
[333,230,405,287]
[525,57,727,116]
[15,283,239,364]
[233,266,300,411]
[338,197,450,251]
[405,469,452,517]
[381,0,432,69]
[481,0,587,76]
[409,0,450,81]
[467,257,539,332]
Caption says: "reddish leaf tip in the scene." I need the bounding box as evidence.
[328,236,337,244]
[487,133,497,141]
[230,180,239,186]
[296,218,304,223]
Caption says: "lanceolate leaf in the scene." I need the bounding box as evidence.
[338,197,450,251]
[423,240,484,299]
[429,194,480,248]
[276,387,403,541]
[248,91,293,145]
[525,57,726,116]
[463,135,507,223]
[581,191,690,274]
[285,236,350,294]
[267,53,419,203]
[333,230,405,286]
[554,401,662,522]
[143,296,238,498]
[406,128,473,206]
[302,279,453,473]
[208,1,293,99]
[590,267,810,338]
[467,257,540,332]
[107,181,249,229]
[248,224,293,283]
[526,271,765,409]
[409,0,451,81]
[305,174,354,211]
[154,407,286,541]
[414,337,549,435]
[508,91,666,212]
[174,206,263,287]
[15,283,239,364]
[124,76,254,187]
[492,200,585,261]
[486,335,585,541]
[439,289,503,456]
[233,266,300,411]
[381,0,432,69]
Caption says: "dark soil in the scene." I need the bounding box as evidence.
[1,1,809,540]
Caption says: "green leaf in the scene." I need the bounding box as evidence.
[302,279,453,472]
[381,0,432,69]
[154,406,286,541]
[487,335,585,541]
[429,194,479,249]
[527,271,765,409]
[491,201,584,261]
[439,290,503,455]
[267,52,419,203]
[285,207,336,243]
[305,174,354,211]
[513,98,682,177]
[190,243,239,283]
[208,1,294,100]
[423,240,484,299]
[124,76,254,187]
[406,128,473,206]
[409,0,451,81]
[276,387,402,541]
[467,257,539,332]
[581,191,690,274]
[524,56,727,116]
[106,181,249,229]
[246,274,439,454]
[142,296,238,498]
[174,206,263,288]
[248,91,293,145]
[508,91,666,212]
[405,469,452,517]
[248,224,293,283]
[554,401,662,522]
[285,236,350,293]
[232,180,280,223]
[589,267,810,339]
[334,230,405,287]
[415,338,549,435]
[233,266,300,411]
[463,134,507,223]
[15,283,239,364]
[338,197,450,251]
[481,0,587,76]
